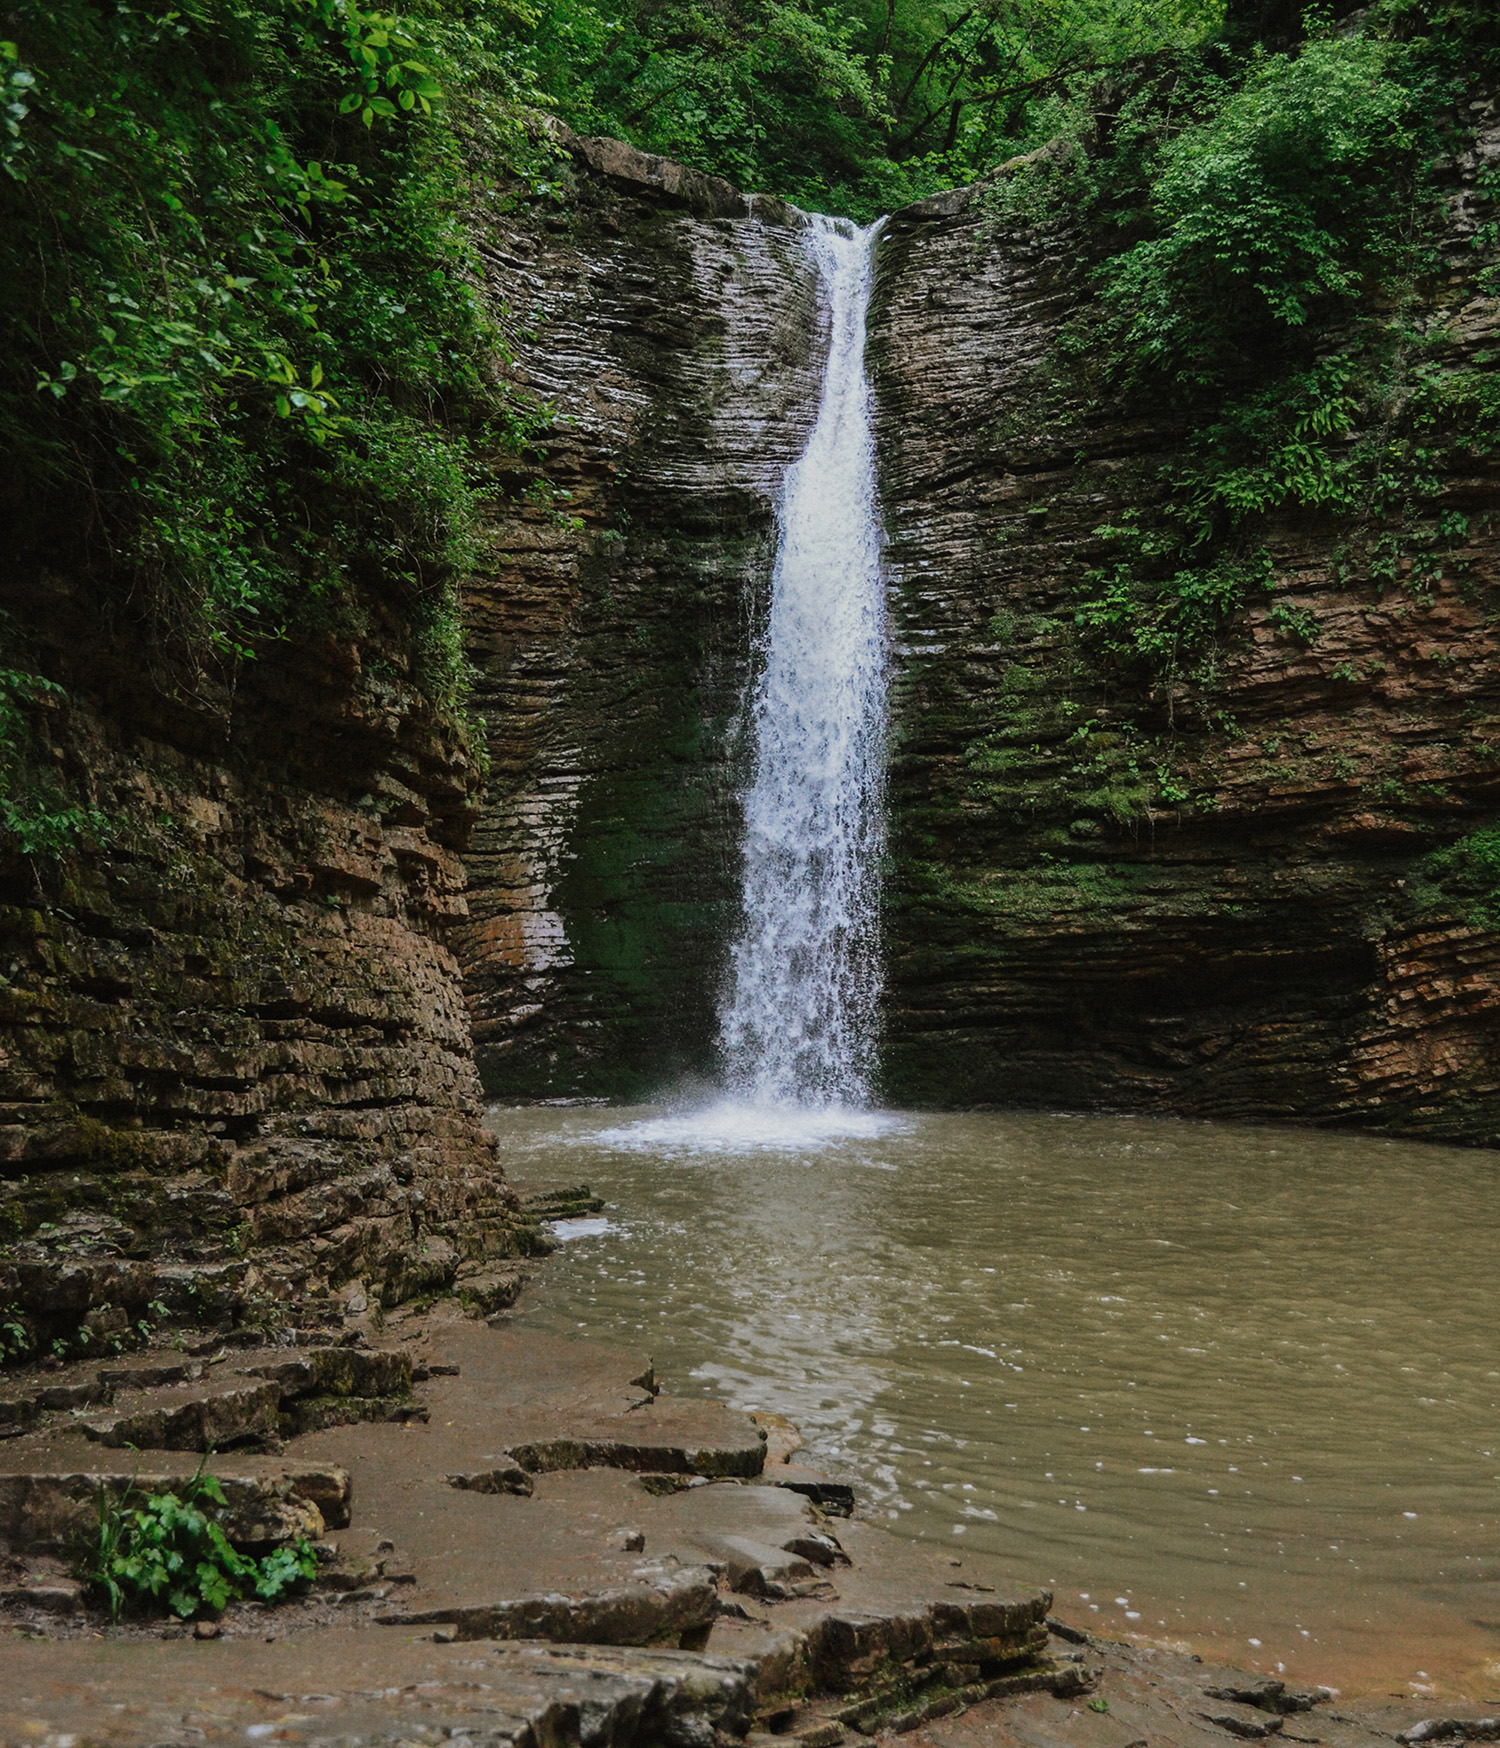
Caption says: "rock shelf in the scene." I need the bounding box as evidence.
[0,1305,1491,1748]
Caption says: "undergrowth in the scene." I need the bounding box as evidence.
[1412,825,1500,927]
[982,0,1500,682]
[89,1458,317,1620]
[1,0,553,718]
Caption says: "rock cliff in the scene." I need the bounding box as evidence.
[0,571,526,1356]
[462,118,1500,1140]
[6,98,1497,1333]
[457,132,825,1098]
[869,112,1500,1138]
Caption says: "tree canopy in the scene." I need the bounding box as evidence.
[523,0,1229,216]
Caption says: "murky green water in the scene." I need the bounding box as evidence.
[485,1105,1500,1697]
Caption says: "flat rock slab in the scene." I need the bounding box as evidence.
[406,1323,767,1473]
[377,1560,720,1645]
[895,1632,1442,1748]
[82,1378,283,1450]
[0,1630,759,1748]
[0,1464,352,1554]
[2,1345,416,1454]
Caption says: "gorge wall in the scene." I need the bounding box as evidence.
[462,117,1500,1141]
[458,135,826,1099]
[868,109,1500,1140]
[6,93,1497,1353]
[0,573,527,1353]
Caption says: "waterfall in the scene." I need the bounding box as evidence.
[718,215,888,1110]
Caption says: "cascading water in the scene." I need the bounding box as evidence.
[719,215,888,1110]
[594,213,895,1151]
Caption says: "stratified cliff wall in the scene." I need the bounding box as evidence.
[868,112,1500,1138]
[457,134,825,1099]
[459,118,1500,1138]
[0,574,525,1351]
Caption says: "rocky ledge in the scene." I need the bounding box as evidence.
[0,1300,1488,1748]
[0,564,538,1357]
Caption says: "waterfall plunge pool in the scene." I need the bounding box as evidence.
[486,1101,1500,1700]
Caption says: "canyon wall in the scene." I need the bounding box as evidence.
[464,119,1500,1141]
[0,574,526,1352]
[457,134,826,1099]
[7,94,1496,1330]
[868,113,1500,1139]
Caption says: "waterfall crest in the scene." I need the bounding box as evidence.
[718,215,888,1110]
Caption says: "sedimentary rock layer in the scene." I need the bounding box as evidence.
[462,117,1500,1137]
[457,129,826,1098]
[0,569,525,1345]
[868,108,1500,1135]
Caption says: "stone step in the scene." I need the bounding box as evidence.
[82,1377,283,1450]
[519,1182,607,1220]
[692,1532,823,1598]
[0,1463,351,1555]
[715,1585,1067,1736]
[3,1340,418,1449]
[375,1560,719,1646]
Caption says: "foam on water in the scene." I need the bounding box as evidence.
[591,1099,902,1155]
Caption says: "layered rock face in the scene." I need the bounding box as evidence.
[457,134,825,1098]
[461,122,1499,1139]
[0,575,525,1351]
[869,120,1500,1137]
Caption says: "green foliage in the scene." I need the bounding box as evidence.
[1266,600,1320,643]
[520,0,1226,217]
[1415,825,1500,926]
[1075,540,1271,669]
[0,1303,35,1364]
[0,661,110,859]
[1003,3,1500,680]
[89,1460,317,1620]
[1098,35,1410,389]
[2,0,546,696]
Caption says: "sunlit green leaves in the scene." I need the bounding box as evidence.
[519,0,1226,216]
[1099,35,1410,386]
[3,0,544,693]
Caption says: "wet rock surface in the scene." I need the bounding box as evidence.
[451,123,1500,1135]
[456,130,827,1099]
[867,108,1500,1135]
[0,574,534,1354]
[0,1310,1487,1748]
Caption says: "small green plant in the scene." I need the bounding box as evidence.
[1415,824,1500,925]
[88,1457,317,1620]
[0,662,110,859]
[0,1303,33,1363]
[1267,602,1322,645]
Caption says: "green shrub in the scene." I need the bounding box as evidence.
[1416,826,1500,925]
[89,1460,317,1620]
[1014,6,1500,680]
[0,661,110,859]
[1099,35,1411,389]
[2,0,547,697]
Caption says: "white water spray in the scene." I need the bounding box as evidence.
[718,215,888,1111]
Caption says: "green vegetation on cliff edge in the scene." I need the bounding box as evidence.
[4,0,1498,854]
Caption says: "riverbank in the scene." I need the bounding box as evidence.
[3,1196,1498,1748]
[489,1105,1500,1697]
